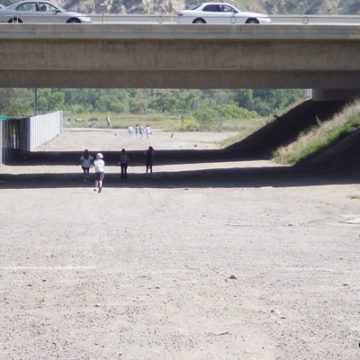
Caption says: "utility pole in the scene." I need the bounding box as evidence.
[34,88,38,116]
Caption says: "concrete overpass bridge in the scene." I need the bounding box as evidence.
[0,24,359,100]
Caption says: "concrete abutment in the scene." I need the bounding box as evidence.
[312,89,360,101]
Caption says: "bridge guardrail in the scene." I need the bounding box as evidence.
[89,14,173,24]
[87,14,360,25]
[269,14,360,25]
[1,14,360,25]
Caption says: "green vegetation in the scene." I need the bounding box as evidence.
[0,88,304,132]
[65,111,270,136]
[66,112,181,130]
[348,195,360,200]
[273,100,360,164]
[231,0,360,14]
[0,89,29,117]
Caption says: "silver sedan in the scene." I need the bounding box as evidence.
[0,1,91,23]
[176,2,271,24]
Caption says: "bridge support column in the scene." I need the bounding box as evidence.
[312,89,360,101]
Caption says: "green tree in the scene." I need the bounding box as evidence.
[149,90,181,114]
[341,0,360,14]
[38,89,64,112]
[195,101,221,130]
[129,96,149,114]
[0,89,28,117]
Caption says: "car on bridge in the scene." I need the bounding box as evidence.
[0,1,91,23]
[176,2,271,24]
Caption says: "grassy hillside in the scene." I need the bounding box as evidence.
[273,100,360,165]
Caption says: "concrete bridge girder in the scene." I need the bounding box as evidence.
[1,70,360,91]
[0,24,359,98]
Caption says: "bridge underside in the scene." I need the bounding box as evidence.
[0,24,360,99]
[0,70,360,90]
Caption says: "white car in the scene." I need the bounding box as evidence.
[0,1,91,23]
[176,2,271,24]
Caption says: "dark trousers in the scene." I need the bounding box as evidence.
[121,163,128,178]
[146,161,153,173]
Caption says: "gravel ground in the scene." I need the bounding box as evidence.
[36,128,236,152]
[0,129,359,360]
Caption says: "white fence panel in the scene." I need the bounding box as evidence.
[28,111,62,151]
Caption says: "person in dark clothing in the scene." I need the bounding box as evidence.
[80,149,94,182]
[119,148,129,179]
[145,146,154,174]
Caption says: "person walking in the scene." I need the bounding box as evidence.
[92,153,105,193]
[80,149,93,182]
[139,125,144,138]
[145,125,152,139]
[128,126,134,136]
[145,146,154,174]
[119,148,129,179]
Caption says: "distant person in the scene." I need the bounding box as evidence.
[80,149,93,182]
[92,153,105,193]
[119,148,129,179]
[128,126,134,136]
[145,125,152,138]
[139,125,144,138]
[106,115,111,128]
[135,124,139,137]
[145,146,154,174]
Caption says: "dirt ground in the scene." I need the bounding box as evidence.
[0,129,360,360]
[36,128,236,152]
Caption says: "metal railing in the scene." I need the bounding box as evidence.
[1,13,360,25]
[89,14,174,24]
[87,13,360,25]
[270,14,360,25]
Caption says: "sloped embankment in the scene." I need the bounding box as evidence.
[288,101,360,174]
[294,128,360,174]
[225,99,346,159]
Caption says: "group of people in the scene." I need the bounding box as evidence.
[128,124,152,138]
[119,146,154,178]
[80,146,154,193]
[80,150,105,193]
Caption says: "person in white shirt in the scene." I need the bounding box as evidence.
[145,125,151,138]
[80,149,94,182]
[92,153,105,193]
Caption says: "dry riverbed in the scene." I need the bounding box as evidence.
[0,129,359,359]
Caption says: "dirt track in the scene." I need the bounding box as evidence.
[0,129,359,360]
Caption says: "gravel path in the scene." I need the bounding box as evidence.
[0,129,359,359]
